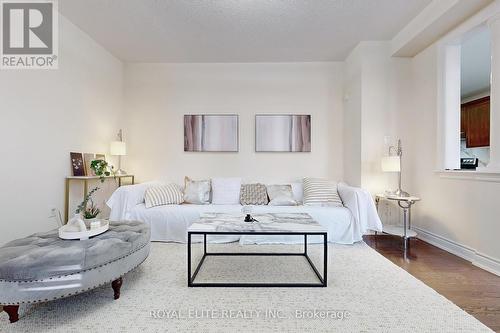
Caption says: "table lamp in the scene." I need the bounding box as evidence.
[110,129,127,175]
[381,139,409,197]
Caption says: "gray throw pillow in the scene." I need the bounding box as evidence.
[240,184,269,205]
[266,185,297,206]
[183,176,211,204]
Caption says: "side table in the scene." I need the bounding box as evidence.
[375,194,421,258]
[64,175,135,223]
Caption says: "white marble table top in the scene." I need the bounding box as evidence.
[188,213,327,233]
[376,194,421,202]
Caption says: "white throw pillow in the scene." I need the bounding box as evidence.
[144,184,184,208]
[266,184,297,206]
[183,176,211,204]
[211,178,242,205]
[303,178,343,207]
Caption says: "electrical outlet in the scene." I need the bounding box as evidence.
[48,208,57,218]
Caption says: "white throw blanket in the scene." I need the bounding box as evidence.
[337,182,383,235]
[107,181,383,244]
[108,181,162,221]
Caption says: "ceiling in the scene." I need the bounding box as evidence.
[461,28,491,99]
[59,0,432,63]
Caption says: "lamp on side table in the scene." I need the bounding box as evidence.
[381,139,409,197]
[110,129,127,176]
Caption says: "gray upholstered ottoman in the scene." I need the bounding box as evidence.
[0,220,150,323]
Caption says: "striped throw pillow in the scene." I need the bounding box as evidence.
[303,178,343,207]
[144,184,183,208]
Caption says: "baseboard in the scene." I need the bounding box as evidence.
[414,227,500,276]
[472,251,500,276]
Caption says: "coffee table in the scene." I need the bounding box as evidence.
[187,213,327,288]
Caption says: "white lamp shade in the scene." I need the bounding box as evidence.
[381,156,400,172]
[110,141,127,156]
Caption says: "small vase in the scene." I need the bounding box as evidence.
[83,217,98,229]
[67,213,87,231]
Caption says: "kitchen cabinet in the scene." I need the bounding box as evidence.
[461,96,490,148]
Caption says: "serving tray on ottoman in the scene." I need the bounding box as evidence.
[58,219,110,240]
[0,221,150,323]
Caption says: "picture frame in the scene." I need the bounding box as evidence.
[255,114,311,152]
[95,153,106,162]
[70,152,85,176]
[184,114,239,152]
[83,153,96,176]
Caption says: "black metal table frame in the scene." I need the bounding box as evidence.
[187,231,327,287]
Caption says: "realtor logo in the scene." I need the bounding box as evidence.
[1,0,58,69]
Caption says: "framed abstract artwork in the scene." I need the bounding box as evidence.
[184,114,239,152]
[255,114,311,152]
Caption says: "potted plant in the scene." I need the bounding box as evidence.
[76,187,101,228]
[74,160,114,228]
[90,159,114,179]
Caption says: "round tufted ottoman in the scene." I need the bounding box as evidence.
[0,221,150,323]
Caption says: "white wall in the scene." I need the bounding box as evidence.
[343,32,500,273]
[343,42,412,225]
[0,15,123,245]
[343,42,412,194]
[343,46,362,187]
[359,43,411,195]
[123,62,344,185]
[403,43,500,274]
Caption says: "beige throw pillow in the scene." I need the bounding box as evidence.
[183,176,211,204]
[266,185,297,206]
[240,183,269,205]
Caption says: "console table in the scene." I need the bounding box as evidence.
[64,175,134,223]
[375,194,421,259]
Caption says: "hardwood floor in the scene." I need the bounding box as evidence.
[364,235,500,332]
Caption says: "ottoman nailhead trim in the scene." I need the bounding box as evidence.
[0,255,149,305]
[0,243,148,283]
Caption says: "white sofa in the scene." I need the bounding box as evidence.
[107,181,382,244]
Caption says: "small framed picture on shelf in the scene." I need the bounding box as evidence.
[83,153,96,176]
[95,153,106,162]
[70,152,85,176]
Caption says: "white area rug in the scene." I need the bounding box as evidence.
[0,242,492,332]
